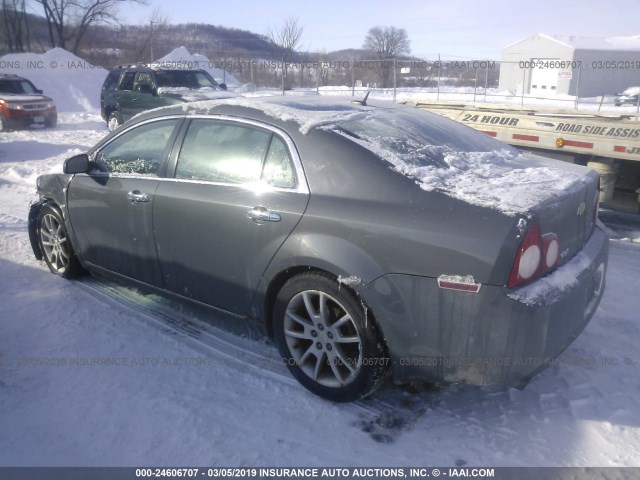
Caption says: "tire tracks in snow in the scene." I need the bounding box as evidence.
[75,274,430,443]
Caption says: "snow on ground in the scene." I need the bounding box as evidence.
[0,48,639,467]
[0,49,108,112]
[0,111,640,468]
[316,85,640,115]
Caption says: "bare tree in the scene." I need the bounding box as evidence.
[2,0,31,52]
[34,0,147,54]
[267,16,303,87]
[363,26,410,87]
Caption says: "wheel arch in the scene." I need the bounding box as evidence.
[30,174,83,266]
[268,268,390,401]
[256,232,388,338]
[261,264,386,347]
[34,200,85,278]
[28,199,47,259]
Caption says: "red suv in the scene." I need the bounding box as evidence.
[0,74,57,131]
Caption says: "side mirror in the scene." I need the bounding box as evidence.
[63,154,90,174]
[219,83,227,91]
[35,89,43,94]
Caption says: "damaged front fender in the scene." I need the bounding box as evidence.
[29,173,74,260]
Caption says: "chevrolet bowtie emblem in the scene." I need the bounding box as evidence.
[577,202,586,216]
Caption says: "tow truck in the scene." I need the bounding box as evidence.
[410,101,640,212]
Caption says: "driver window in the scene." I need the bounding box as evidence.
[134,72,153,93]
[95,119,179,176]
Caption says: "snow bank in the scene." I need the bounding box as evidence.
[155,46,239,86]
[621,86,640,96]
[0,48,108,112]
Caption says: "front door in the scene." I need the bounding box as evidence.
[67,118,182,286]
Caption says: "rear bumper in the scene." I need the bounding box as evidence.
[363,225,609,388]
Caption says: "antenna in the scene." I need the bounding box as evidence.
[351,91,371,106]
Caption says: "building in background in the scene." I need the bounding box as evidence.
[498,33,640,98]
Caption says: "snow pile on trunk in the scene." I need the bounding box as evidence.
[334,129,584,215]
[155,46,239,86]
[402,150,584,216]
[0,48,107,112]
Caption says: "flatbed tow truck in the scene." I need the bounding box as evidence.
[409,101,640,212]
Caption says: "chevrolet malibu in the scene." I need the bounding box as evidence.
[28,96,608,402]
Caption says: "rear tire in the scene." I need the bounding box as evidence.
[37,204,84,278]
[273,272,389,402]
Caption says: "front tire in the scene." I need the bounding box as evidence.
[107,111,122,131]
[37,204,84,278]
[45,116,57,129]
[273,272,388,402]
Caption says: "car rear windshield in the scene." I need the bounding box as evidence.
[335,108,519,168]
[155,70,218,89]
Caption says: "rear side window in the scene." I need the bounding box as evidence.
[94,119,180,176]
[102,70,122,91]
[118,71,136,91]
[175,120,270,184]
[262,136,296,188]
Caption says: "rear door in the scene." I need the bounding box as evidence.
[67,118,182,285]
[116,71,137,121]
[153,117,309,314]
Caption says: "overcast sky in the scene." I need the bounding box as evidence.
[120,0,639,59]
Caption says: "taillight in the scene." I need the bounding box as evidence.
[508,222,542,288]
[542,233,559,273]
[508,221,561,289]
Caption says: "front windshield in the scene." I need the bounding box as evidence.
[0,79,38,94]
[155,70,218,89]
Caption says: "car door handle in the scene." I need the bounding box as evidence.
[247,206,281,223]
[127,190,150,204]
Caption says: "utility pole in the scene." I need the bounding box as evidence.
[150,21,156,63]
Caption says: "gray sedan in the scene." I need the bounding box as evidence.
[29,96,608,402]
